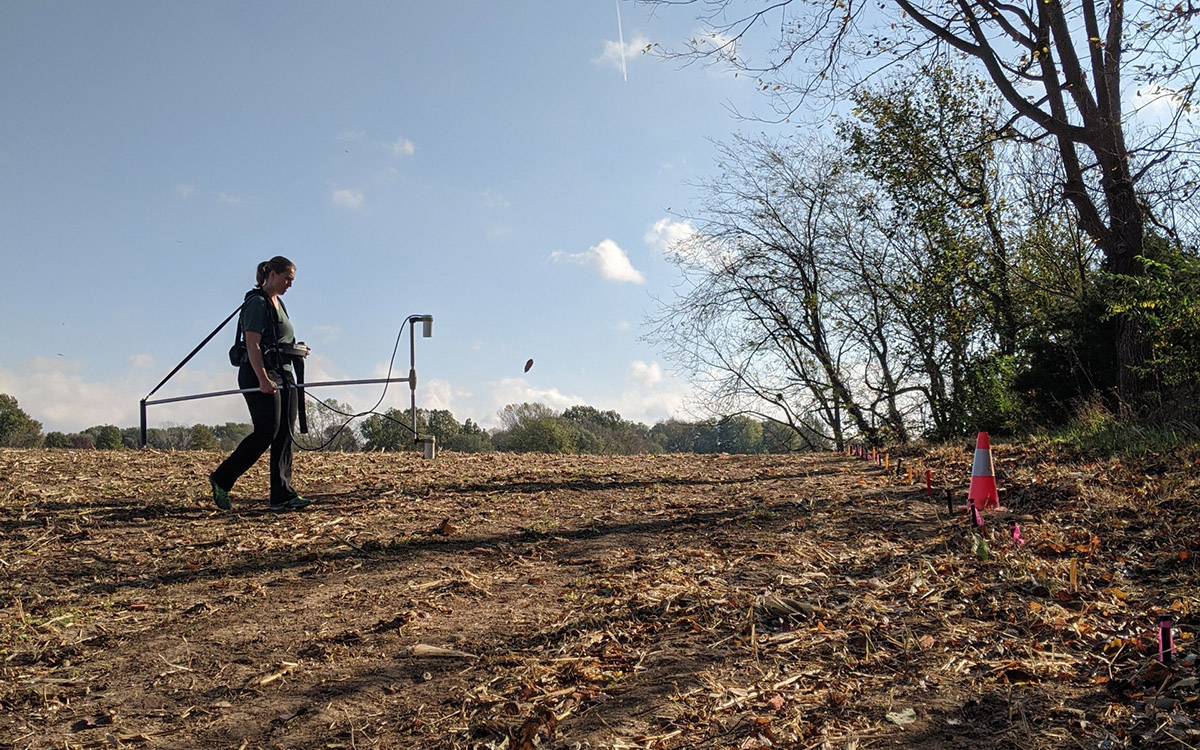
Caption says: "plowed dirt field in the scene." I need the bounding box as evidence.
[3,445,1199,749]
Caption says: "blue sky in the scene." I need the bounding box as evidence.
[0,1,770,433]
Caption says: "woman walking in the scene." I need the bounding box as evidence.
[210,256,311,511]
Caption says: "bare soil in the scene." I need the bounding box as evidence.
[2,445,1199,749]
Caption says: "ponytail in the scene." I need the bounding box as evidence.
[255,255,295,287]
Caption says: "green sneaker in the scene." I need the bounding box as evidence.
[210,477,232,511]
[269,496,311,512]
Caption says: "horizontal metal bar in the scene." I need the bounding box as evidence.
[143,376,413,407]
[296,377,415,392]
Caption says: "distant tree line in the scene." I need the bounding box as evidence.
[41,422,253,451]
[0,393,828,455]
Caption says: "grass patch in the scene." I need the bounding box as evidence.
[1033,398,1200,456]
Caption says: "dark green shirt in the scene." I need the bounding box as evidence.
[241,293,295,374]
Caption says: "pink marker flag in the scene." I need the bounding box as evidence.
[1010,522,1026,547]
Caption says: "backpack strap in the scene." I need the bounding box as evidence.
[235,288,280,350]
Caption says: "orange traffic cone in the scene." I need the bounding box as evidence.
[967,431,1002,512]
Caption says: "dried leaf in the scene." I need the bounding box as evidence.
[886,707,918,725]
[405,643,478,659]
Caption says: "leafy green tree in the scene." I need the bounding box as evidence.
[562,405,622,431]
[144,424,191,450]
[213,422,255,451]
[492,403,587,454]
[1108,247,1200,393]
[0,394,43,447]
[502,415,578,454]
[839,65,1042,438]
[650,420,699,453]
[296,401,359,451]
[691,421,721,454]
[497,402,556,431]
[1017,292,1118,422]
[442,418,494,453]
[960,355,1027,436]
[69,433,95,450]
[120,427,142,449]
[843,64,1018,354]
[687,418,764,454]
[315,422,361,452]
[187,424,221,451]
[44,431,72,449]
[360,408,412,451]
[301,401,361,451]
[83,425,123,450]
[761,421,799,453]
[424,409,462,445]
[717,417,764,454]
[561,405,655,454]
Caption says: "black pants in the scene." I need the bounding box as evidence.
[212,364,298,504]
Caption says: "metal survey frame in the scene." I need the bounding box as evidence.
[139,314,435,452]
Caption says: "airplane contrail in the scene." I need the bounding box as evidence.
[615,0,628,82]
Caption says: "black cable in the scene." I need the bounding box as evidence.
[285,319,420,452]
[292,393,419,451]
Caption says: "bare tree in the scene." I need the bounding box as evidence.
[644,0,1200,401]
[649,137,894,448]
[650,121,1085,440]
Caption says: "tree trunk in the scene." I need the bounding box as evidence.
[1104,162,1152,403]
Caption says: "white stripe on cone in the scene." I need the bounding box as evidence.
[968,431,1001,511]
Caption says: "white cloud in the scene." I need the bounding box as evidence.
[310,325,342,344]
[1131,85,1185,119]
[0,357,248,433]
[612,385,691,426]
[419,378,467,413]
[331,188,365,210]
[481,189,510,210]
[394,376,586,431]
[617,362,697,425]
[646,217,728,270]
[645,217,696,255]
[593,34,651,73]
[629,360,663,387]
[301,352,341,381]
[551,239,646,284]
[389,137,416,156]
[338,128,365,141]
[176,184,243,204]
[483,378,585,426]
